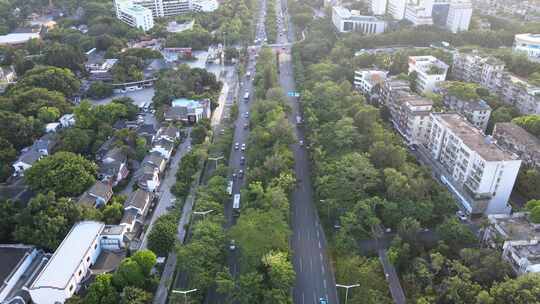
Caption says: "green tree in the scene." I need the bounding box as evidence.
[102,202,124,224]
[88,81,114,99]
[131,250,157,276]
[43,42,85,71]
[512,115,540,137]
[0,199,23,242]
[120,287,152,304]
[147,213,178,257]
[0,110,41,149]
[14,192,84,250]
[84,273,119,304]
[0,137,16,180]
[436,218,477,252]
[57,128,94,155]
[13,66,81,97]
[112,257,146,289]
[230,209,290,269]
[25,152,98,197]
[490,274,540,304]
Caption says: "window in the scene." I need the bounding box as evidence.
[86,256,90,262]
[78,270,82,276]
[69,284,74,292]
[94,243,97,249]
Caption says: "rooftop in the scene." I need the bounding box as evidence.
[489,213,540,241]
[172,98,204,108]
[515,33,540,44]
[30,221,104,291]
[0,32,40,45]
[0,244,35,287]
[435,113,516,161]
[333,6,381,21]
[494,122,540,151]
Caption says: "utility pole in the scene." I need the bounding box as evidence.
[336,283,360,304]
[171,289,198,304]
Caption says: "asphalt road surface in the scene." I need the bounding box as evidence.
[274,0,339,303]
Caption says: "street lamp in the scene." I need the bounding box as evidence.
[193,209,215,220]
[336,283,360,304]
[171,288,198,304]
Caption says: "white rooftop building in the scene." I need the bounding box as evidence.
[192,0,219,12]
[408,55,449,93]
[28,221,125,304]
[114,0,155,31]
[514,33,540,62]
[332,6,386,34]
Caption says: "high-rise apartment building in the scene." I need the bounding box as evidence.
[114,0,154,31]
[369,0,388,15]
[425,113,521,214]
[387,0,407,19]
[446,0,472,33]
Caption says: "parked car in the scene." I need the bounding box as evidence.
[234,142,239,150]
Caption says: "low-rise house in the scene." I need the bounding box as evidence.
[12,150,42,175]
[137,165,160,192]
[98,147,129,186]
[137,124,156,144]
[85,49,118,81]
[354,69,388,98]
[28,221,126,304]
[12,134,57,175]
[0,65,16,92]
[120,189,154,233]
[164,98,211,123]
[485,213,540,276]
[45,122,61,133]
[142,151,167,173]
[59,114,76,128]
[155,126,180,143]
[493,122,540,169]
[78,181,114,208]
[150,138,174,159]
[0,244,50,303]
[437,84,492,132]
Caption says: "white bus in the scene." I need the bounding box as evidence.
[243,92,250,101]
[233,194,240,216]
[227,180,233,196]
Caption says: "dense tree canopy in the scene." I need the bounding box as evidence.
[25,151,98,197]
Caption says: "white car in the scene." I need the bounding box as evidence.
[229,239,236,250]
[456,211,468,221]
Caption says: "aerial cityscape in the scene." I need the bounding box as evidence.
[1,0,540,303]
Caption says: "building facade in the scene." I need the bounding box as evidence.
[387,0,407,19]
[369,0,387,15]
[493,122,540,169]
[514,33,540,62]
[404,0,434,26]
[332,7,386,34]
[452,50,540,115]
[388,90,433,145]
[437,84,492,132]
[28,221,125,304]
[408,55,449,93]
[446,0,472,33]
[354,69,388,96]
[425,113,521,215]
[114,1,154,31]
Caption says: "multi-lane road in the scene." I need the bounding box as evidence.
[273,0,339,303]
[220,0,339,302]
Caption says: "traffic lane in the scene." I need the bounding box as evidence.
[277,48,339,303]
